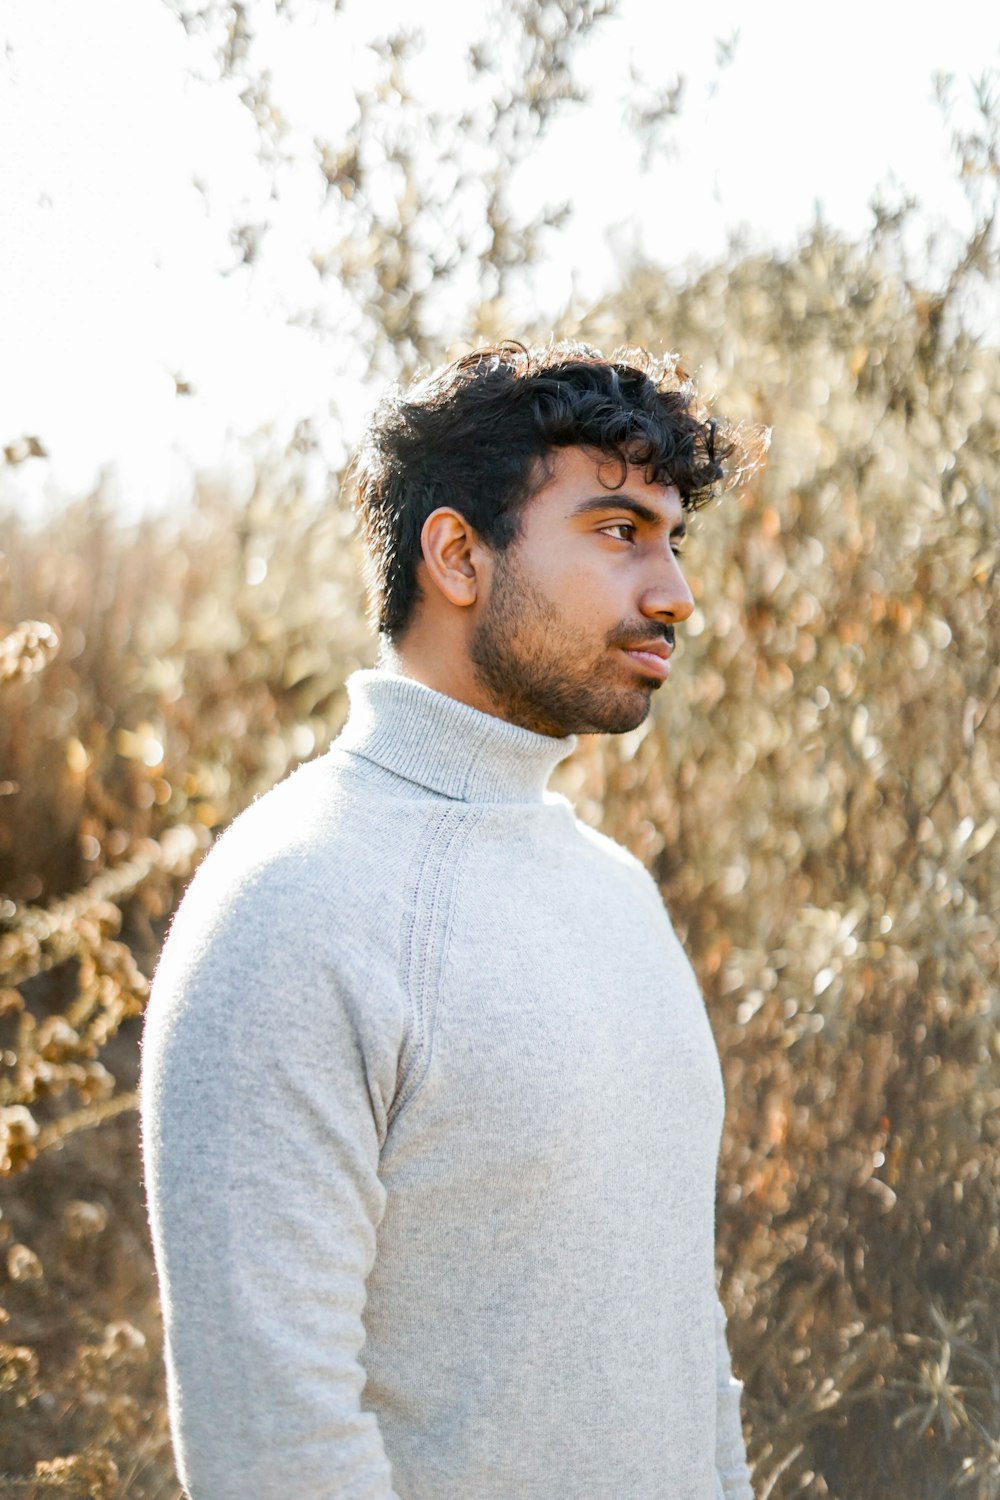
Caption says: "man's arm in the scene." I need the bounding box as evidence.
[141,858,404,1500]
[715,1289,755,1500]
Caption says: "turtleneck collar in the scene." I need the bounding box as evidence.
[334,670,577,805]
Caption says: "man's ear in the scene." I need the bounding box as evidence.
[419,508,488,610]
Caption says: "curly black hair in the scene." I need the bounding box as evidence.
[351,338,763,639]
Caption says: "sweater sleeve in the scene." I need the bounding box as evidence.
[140,857,405,1500]
[715,1290,754,1500]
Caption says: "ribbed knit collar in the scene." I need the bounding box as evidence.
[335,670,577,804]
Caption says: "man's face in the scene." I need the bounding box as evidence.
[469,445,695,738]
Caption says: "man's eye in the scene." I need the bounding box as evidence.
[602,523,635,542]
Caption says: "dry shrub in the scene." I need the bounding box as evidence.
[562,230,999,1497]
[1,225,998,1497]
[0,462,372,1497]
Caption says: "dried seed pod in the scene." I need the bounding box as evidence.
[0,1106,39,1175]
[6,1243,43,1282]
[0,619,60,686]
[33,1452,119,1499]
[62,1200,109,1241]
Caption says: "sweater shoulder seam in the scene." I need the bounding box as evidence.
[389,807,485,1126]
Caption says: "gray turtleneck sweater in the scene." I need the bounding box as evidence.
[141,671,753,1500]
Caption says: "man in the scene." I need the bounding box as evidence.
[141,340,760,1499]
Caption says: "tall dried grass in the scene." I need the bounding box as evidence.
[1,227,998,1497]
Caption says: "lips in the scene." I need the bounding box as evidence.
[621,641,673,681]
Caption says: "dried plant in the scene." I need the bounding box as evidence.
[1,6,997,1495]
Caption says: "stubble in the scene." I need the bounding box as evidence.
[468,548,657,738]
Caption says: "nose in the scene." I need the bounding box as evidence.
[638,549,695,625]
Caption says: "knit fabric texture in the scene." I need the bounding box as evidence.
[141,669,754,1500]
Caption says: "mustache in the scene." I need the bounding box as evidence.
[606,622,676,651]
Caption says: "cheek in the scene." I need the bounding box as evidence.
[548,552,611,597]
[536,574,603,633]
[508,538,631,630]
[561,562,629,616]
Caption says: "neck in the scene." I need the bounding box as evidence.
[379,631,507,728]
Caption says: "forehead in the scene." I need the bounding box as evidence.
[527,444,683,520]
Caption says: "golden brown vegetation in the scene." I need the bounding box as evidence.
[575,235,1000,1498]
[2,22,1000,1481]
[2,218,998,1497]
[0,478,373,1498]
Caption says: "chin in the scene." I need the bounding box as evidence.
[573,687,655,737]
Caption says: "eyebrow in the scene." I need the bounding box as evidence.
[570,494,687,536]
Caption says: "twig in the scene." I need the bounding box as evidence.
[35,1090,139,1153]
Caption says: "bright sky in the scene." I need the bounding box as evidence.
[1,0,997,518]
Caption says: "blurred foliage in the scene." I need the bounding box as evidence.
[0,449,376,1498]
[565,226,1000,1499]
[1,2,999,1496]
[164,0,618,378]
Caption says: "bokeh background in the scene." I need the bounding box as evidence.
[1,2,999,1497]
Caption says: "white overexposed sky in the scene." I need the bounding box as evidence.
[1,0,997,519]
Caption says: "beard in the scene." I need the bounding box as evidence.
[468,546,669,738]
